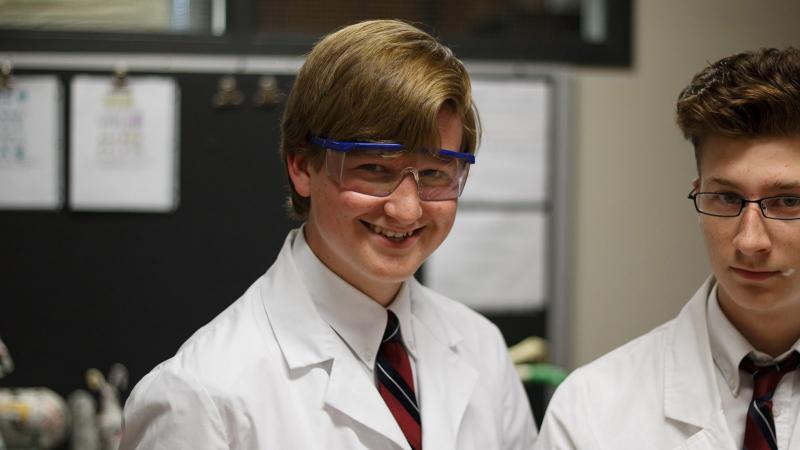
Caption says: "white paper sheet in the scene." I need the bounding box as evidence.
[70,75,179,211]
[426,211,547,311]
[462,78,550,203]
[0,76,63,209]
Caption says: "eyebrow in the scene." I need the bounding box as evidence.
[706,176,800,191]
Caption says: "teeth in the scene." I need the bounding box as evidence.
[368,223,414,239]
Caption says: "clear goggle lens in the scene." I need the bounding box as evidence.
[324,148,471,201]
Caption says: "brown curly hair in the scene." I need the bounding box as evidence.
[676,47,800,164]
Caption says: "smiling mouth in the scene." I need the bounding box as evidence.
[364,222,418,241]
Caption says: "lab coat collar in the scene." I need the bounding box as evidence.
[408,279,478,447]
[259,230,337,369]
[407,279,465,349]
[664,276,733,439]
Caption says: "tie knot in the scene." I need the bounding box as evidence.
[382,310,402,344]
[740,350,800,378]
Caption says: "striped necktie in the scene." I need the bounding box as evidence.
[740,350,800,450]
[376,310,421,450]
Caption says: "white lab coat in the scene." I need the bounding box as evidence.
[119,230,536,450]
[535,277,800,450]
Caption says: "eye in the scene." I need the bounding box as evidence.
[776,196,800,207]
[719,193,741,204]
[419,169,449,179]
[356,164,389,174]
[419,168,457,186]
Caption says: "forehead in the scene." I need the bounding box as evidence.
[698,135,800,192]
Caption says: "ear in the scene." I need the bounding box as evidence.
[286,153,313,198]
[691,177,700,192]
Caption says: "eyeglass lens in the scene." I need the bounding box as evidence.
[325,149,468,200]
[693,192,800,219]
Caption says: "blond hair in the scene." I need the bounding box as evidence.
[280,19,479,219]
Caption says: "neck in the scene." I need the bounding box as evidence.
[361,283,402,307]
[718,294,800,357]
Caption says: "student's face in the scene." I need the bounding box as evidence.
[287,107,463,304]
[695,134,800,316]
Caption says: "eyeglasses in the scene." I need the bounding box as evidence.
[309,135,475,201]
[688,191,800,220]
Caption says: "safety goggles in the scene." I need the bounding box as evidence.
[309,135,475,201]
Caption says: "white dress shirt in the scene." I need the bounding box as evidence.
[707,283,800,449]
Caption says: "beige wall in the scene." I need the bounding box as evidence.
[568,0,800,368]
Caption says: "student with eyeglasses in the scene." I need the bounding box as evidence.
[119,20,537,450]
[536,47,800,449]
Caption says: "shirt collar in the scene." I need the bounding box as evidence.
[388,282,417,358]
[707,282,800,395]
[291,226,416,368]
[707,282,756,396]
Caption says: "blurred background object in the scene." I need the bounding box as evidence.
[0,388,70,450]
[67,391,99,450]
[85,365,127,450]
[0,0,219,35]
[0,338,13,380]
[509,337,568,386]
[0,338,127,450]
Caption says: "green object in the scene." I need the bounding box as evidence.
[516,363,568,386]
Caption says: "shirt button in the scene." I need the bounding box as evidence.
[773,407,781,417]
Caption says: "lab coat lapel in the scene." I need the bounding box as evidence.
[262,232,411,449]
[410,281,479,449]
[664,277,738,449]
[259,231,336,368]
[324,349,411,450]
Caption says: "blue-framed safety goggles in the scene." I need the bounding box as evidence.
[309,134,475,201]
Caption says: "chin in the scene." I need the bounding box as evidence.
[368,266,417,283]
[728,286,793,313]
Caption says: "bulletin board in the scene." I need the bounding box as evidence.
[0,65,300,405]
[0,55,571,432]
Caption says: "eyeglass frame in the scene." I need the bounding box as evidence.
[687,190,800,220]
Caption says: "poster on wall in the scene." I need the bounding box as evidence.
[70,75,179,211]
[426,210,547,311]
[460,78,550,203]
[425,76,552,311]
[0,76,63,209]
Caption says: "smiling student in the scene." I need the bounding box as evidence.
[119,20,536,450]
[536,47,800,449]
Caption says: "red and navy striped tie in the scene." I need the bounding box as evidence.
[740,351,800,450]
[376,311,421,450]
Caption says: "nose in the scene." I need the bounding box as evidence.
[732,203,772,256]
[383,172,423,224]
